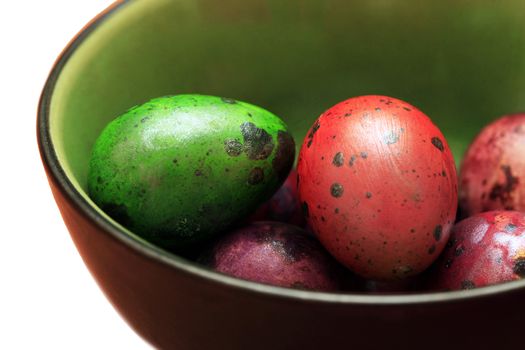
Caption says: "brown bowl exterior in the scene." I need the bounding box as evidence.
[43,169,525,349]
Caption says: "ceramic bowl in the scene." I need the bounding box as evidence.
[38,1,525,348]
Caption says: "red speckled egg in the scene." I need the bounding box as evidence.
[297,95,458,281]
[199,222,344,291]
[429,211,525,291]
[459,113,525,217]
[249,169,306,227]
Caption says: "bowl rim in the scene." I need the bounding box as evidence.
[37,0,525,305]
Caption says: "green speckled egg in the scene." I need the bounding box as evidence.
[87,94,295,251]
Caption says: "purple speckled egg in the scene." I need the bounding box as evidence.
[200,221,344,291]
[428,211,525,291]
[459,114,525,217]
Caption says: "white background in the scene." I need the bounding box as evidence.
[1,1,151,349]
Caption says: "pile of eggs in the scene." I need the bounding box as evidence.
[87,94,525,293]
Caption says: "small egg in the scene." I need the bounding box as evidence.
[428,211,525,291]
[88,94,295,251]
[297,95,458,280]
[199,221,345,291]
[459,113,525,217]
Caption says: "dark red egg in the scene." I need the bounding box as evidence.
[297,95,458,281]
[199,221,344,291]
[459,113,525,217]
[429,211,525,291]
[249,169,305,227]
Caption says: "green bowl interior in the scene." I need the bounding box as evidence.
[50,0,525,247]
